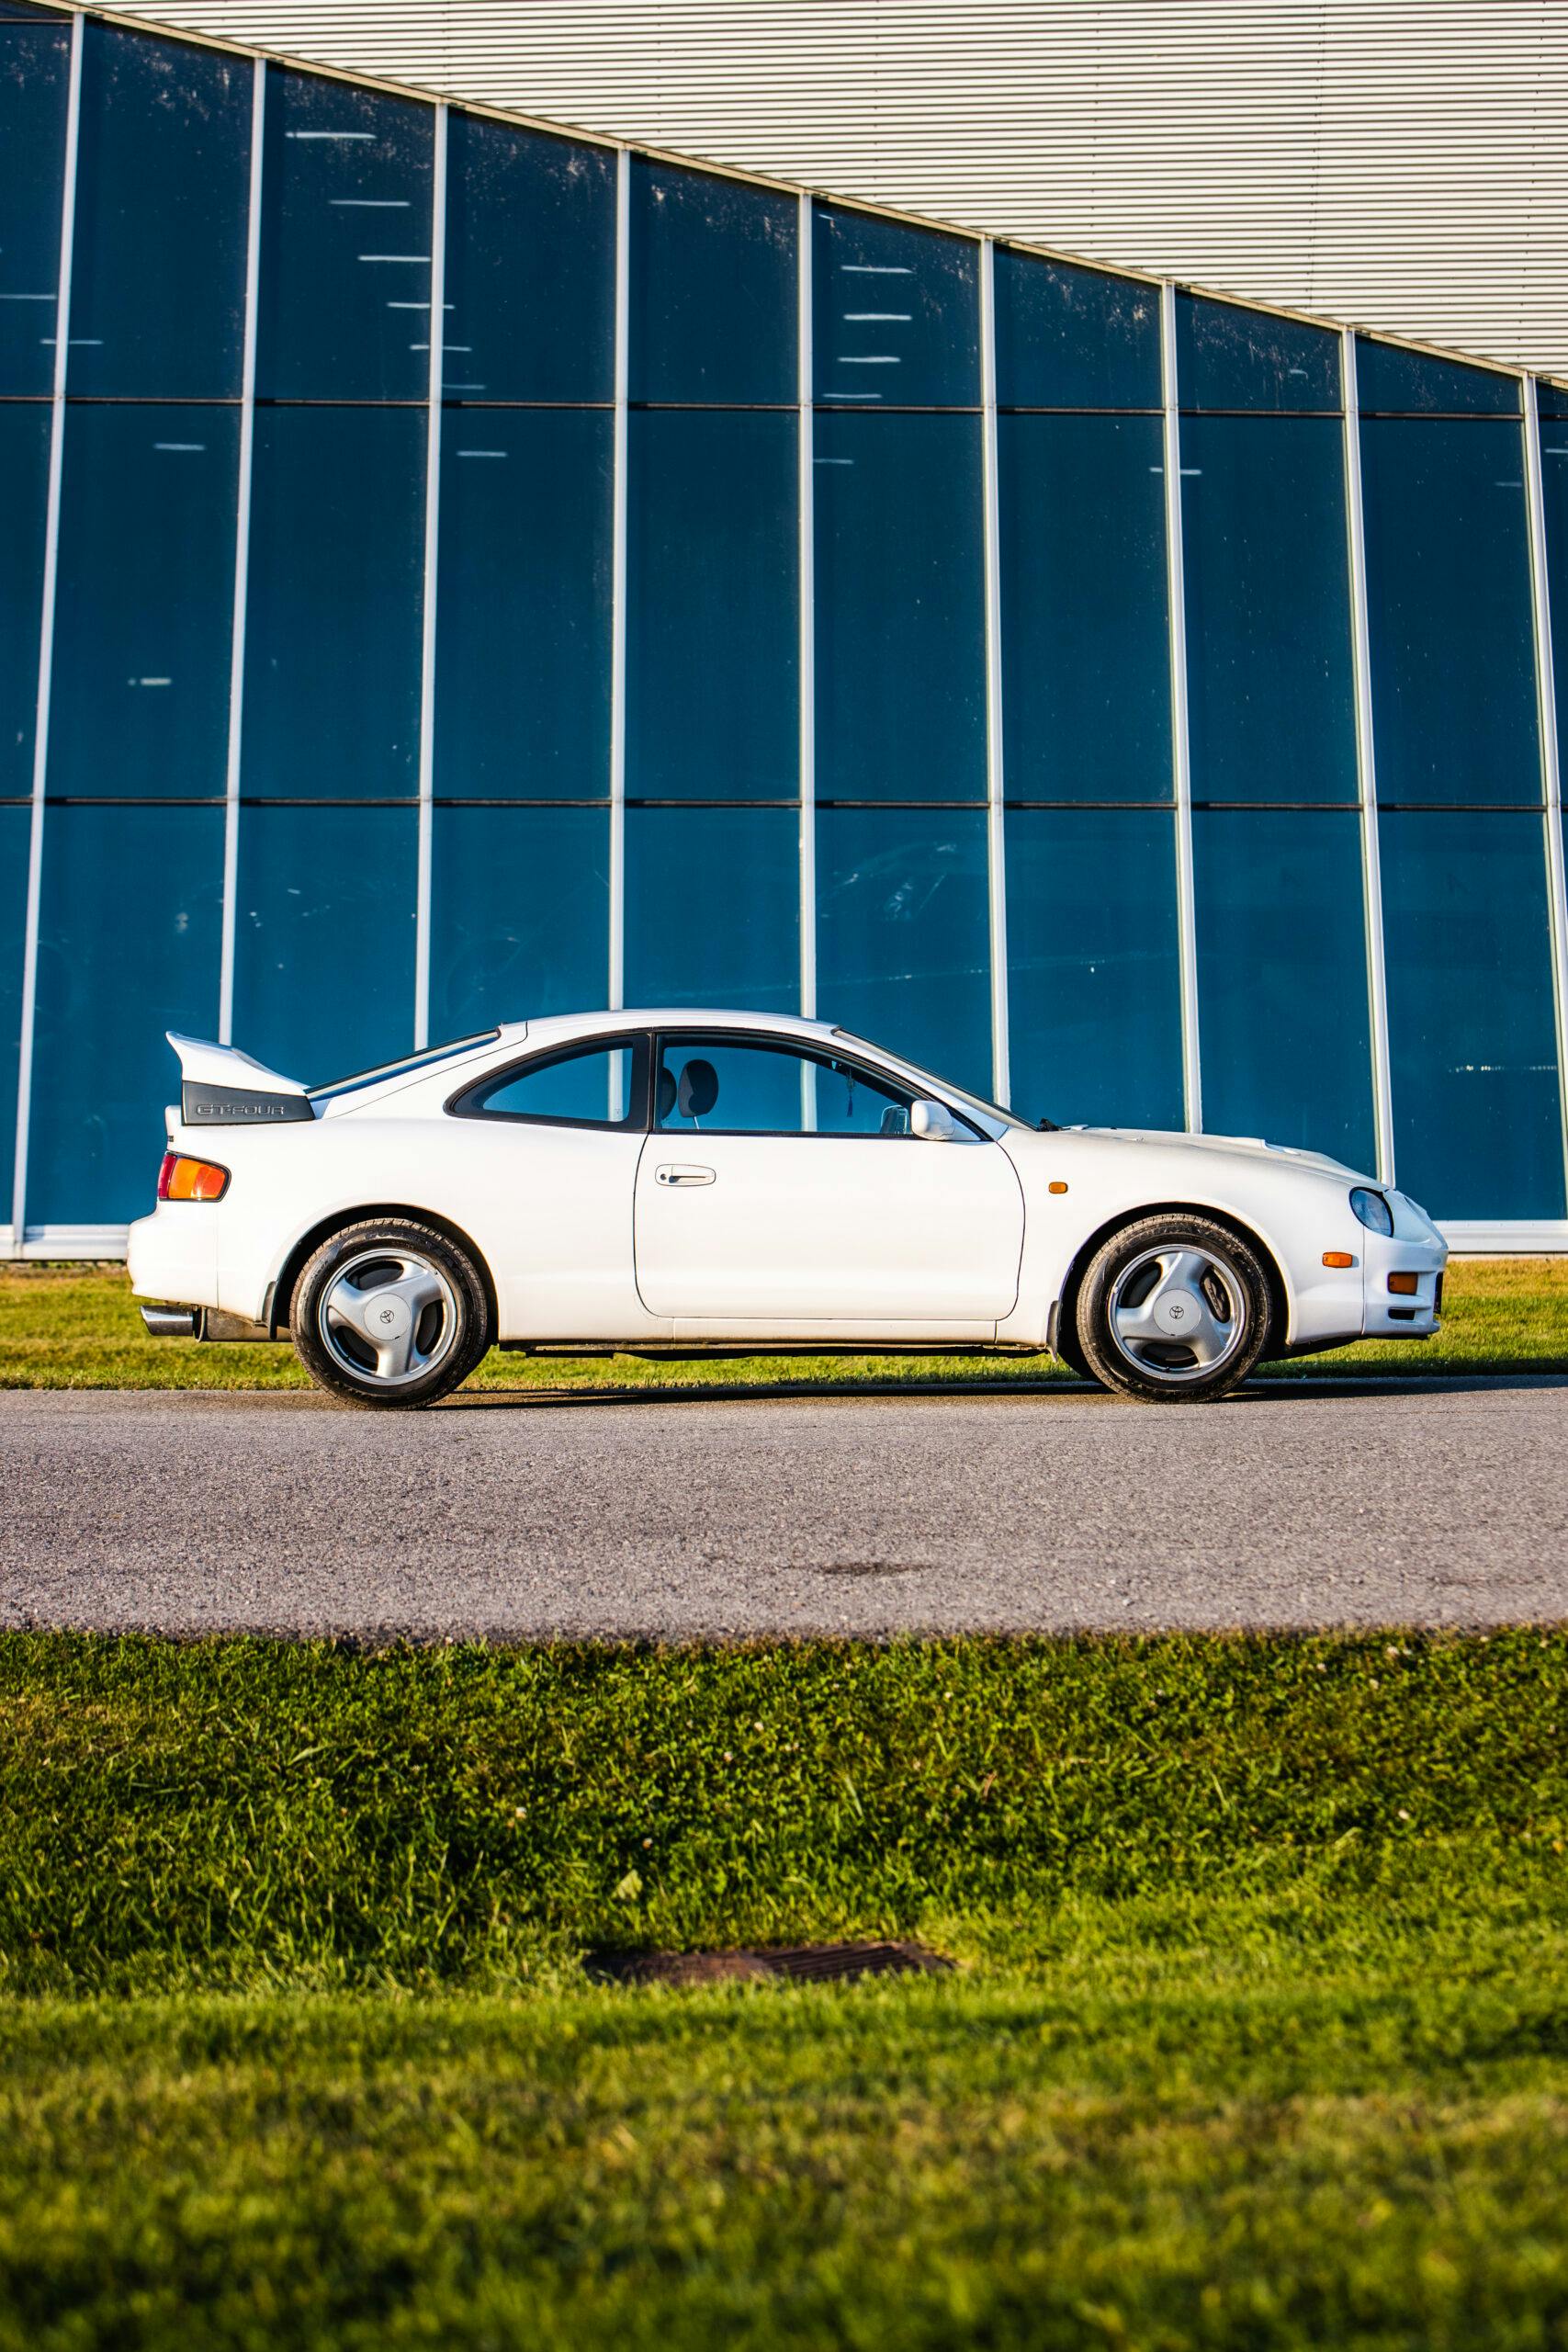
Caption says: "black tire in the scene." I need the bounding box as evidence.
[1053,1310,1100,1385]
[1075,1213,1271,1404]
[290,1217,491,1408]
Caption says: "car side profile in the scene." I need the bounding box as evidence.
[128,1010,1448,1408]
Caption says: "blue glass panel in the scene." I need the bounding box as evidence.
[49,407,238,801]
[1181,416,1357,802]
[0,804,28,1194]
[1004,808,1183,1130]
[1175,293,1339,413]
[1379,810,1563,1219]
[998,413,1169,802]
[814,204,978,408]
[625,807,797,1012]
[1539,414,1568,759]
[443,113,615,403]
[244,408,423,798]
[1356,339,1518,416]
[69,23,252,398]
[1193,810,1374,1168]
[1359,419,1539,805]
[233,805,417,1082]
[627,411,797,799]
[429,805,609,1035]
[28,805,223,1223]
[628,159,795,405]
[993,248,1159,411]
[814,411,984,802]
[256,66,433,401]
[0,21,69,394]
[817,808,991,1095]
[0,403,50,797]
[1537,380,1568,422]
[434,411,611,798]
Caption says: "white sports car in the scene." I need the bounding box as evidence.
[128,1010,1447,1408]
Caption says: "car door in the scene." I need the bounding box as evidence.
[633,1031,1025,1335]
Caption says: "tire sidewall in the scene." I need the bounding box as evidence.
[1077,1215,1270,1403]
[291,1219,491,1408]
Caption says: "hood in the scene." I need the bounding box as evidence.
[1068,1125,1368,1184]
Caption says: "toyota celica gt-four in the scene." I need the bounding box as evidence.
[129,1011,1447,1408]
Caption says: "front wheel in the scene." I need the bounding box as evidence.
[291,1218,491,1408]
[1076,1215,1271,1403]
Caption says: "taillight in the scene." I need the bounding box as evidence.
[157,1152,230,1203]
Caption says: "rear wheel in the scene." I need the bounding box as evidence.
[1076,1214,1271,1403]
[291,1218,491,1408]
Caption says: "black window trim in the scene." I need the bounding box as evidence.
[649,1025,988,1142]
[446,1030,655,1130]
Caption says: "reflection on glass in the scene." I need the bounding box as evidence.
[429,806,610,1036]
[435,411,612,797]
[625,807,797,1011]
[1359,418,1539,805]
[69,23,252,398]
[1181,415,1357,801]
[1356,339,1519,416]
[1193,810,1374,1166]
[444,113,615,402]
[814,411,985,801]
[629,158,795,404]
[1380,810,1563,1218]
[993,248,1160,411]
[234,805,417,1082]
[0,404,51,797]
[0,18,70,394]
[257,65,433,401]
[1175,292,1339,413]
[817,808,991,1095]
[243,407,424,797]
[998,413,1170,800]
[1005,808,1183,1130]
[627,411,797,798]
[28,806,224,1222]
[49,407,239,799]
[813,203,977,407]
[468,1043,635,1125]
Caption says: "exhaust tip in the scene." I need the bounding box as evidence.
[140,1303,202,1340]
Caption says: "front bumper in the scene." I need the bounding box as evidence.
[1359,1193,1448,1340]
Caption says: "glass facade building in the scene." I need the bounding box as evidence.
[4,0,1567,1244]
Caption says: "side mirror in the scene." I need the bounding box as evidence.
[910,1098,959,1143]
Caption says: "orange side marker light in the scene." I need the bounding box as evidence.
[1322,1250,1355,1269]
[1048,1181,1069,1195]
[1387,1271,1419,1295]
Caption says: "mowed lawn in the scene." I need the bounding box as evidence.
[2,1255,1566,1392]
[2,1632,1567,2348]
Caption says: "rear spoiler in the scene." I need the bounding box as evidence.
[167,1034,314,1127]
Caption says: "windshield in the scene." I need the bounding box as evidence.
[308,1031,501,1102]
[829,1030,1033,1133]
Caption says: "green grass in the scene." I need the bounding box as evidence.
[3,1255,1567,1392]
[2,1631,1567,2346]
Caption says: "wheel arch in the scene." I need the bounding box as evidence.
[268,1204,499,1343]
[1054,1200,1291,1361]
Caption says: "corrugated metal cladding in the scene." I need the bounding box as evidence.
[102,0,1568,375]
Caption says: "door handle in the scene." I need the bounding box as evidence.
[655,1163,716,1187]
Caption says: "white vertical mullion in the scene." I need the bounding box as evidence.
[796,190,817,1131]
[412,99,447,1054]
[1524,374,1568,1195]
[1341,328,1396,1186]
[10,11,82,1250]
[979,238,1010,1106]
[219,56,265,1048]
[607,146,629,1023]
[1160,281,1201,1132]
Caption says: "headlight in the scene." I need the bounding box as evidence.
[1349,1186,1393,1236]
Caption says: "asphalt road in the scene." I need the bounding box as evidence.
[2,1376,1564,1640]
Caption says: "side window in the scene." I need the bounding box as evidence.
[456,1037,646,1127]
[653,1035,919,1136]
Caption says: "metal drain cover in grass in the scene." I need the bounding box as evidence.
[588,1940,953,1987]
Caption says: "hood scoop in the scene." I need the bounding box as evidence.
[167,1033,314,1127]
